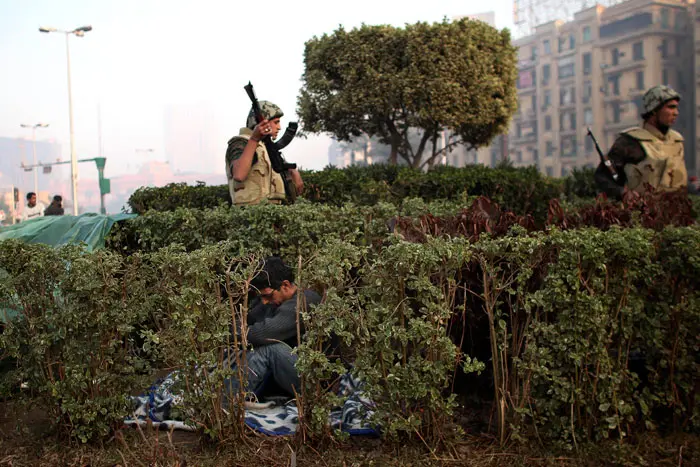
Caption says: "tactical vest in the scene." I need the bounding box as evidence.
[226,128,286,206]
[621,123,687,193]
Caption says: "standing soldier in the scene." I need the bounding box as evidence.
[594,85,688,199]
[225,101,304,206]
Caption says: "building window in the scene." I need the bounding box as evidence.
[675,39,682,57]
[542,64,551,84]
[584,108,593,125]
[585,135,593,153]
[583,53,592,75]
[544,115,552,131]
[636,71,645,90]
[531,95,537,111]
[612,48,620,66]
[661,8,670,29]
[582,26,591,42]
[546,166,554,176]
[569,113,577,130]
[543,39,551,54]
[543,90,551,108]
[531,45,537,60]
[612,102,621,123]
[583,80,592,103]
[558,56,575,79]
[569,34,576,49]
[609,74,620,95]
[560,87,575,106]
[675,11,686,31]
[562,136,577,157]
[558,37,566,53]
[633,41,644,61]
[516,151,523,163]
[561,166,569,177]
[677,69,685,90]
[546,141,555,157]
[516,123,522,137]
[661,39,668,58]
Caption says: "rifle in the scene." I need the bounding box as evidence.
[244,81,298,204]
[587,127,618,182]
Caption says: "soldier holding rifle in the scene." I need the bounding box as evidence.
[593,85,688,200]
[225,83,304,206]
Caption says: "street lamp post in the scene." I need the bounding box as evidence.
[39,25,92,216]
[20,123,49,195]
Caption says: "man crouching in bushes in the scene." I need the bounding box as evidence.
[228,256,322,399]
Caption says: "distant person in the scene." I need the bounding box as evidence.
[20,192,45,222]
[44,195,65,216]
[225,101,304,206]
[594,85,688,200]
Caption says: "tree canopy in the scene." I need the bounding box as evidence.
[297,18,518,168]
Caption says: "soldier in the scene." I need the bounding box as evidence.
[225,101,304,206]
[594,85,688,199]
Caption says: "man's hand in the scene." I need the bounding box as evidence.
[289,168,304,194]
[251,119,273,142]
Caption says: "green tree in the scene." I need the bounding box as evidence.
[298,18,518,168]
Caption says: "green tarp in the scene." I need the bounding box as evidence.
[0,213,136,251]
[0,213,137,324]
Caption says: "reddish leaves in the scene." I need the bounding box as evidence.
[394,189,696,242]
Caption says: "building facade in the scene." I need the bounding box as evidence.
[509,0,696,177]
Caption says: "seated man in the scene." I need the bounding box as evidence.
[227,256,322,399]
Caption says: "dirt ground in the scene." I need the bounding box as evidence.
[1,398,698,467]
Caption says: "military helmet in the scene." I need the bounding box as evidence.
[246,101,284,129]
[642,85,680,117]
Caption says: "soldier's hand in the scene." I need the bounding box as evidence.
[251,119,273,141]
[289,168,304,194]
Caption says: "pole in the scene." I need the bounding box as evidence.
[10,184,16,225]
[31,127,38,195]
[98,167,105,215]
[65,32,79,216]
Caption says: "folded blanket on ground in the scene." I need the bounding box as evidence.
[124,372,379,437]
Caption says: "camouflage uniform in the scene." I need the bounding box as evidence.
[595,85,687,199]
[225,101,287,206]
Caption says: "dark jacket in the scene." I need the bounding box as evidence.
[44,202,64,216]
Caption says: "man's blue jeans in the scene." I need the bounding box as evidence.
[225,342,300,398]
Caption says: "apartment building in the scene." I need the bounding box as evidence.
[510,0,696,177]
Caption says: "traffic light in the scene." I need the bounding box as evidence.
[13,187,19,203]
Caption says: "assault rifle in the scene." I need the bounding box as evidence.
[587,127,619,182]
[244,81,298,204]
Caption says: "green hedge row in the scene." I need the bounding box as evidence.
[2,226,699,447]
[126,164,567,219]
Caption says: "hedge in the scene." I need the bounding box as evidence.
[2,225,698,447]
[127,164,564,219]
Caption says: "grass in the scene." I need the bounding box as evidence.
[1,399,697,467]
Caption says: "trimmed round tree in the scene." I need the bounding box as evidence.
[298,18,518,168]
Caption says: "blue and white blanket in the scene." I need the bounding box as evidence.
[124,372,379,437]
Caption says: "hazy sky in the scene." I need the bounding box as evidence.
[1,0,515,176]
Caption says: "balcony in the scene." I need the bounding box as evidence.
[598,13,687,47]
[518,59,537,70]
[559,101,576,111]
[517,85,537,95]
[601,59,645,76]
[512,132,538,144]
